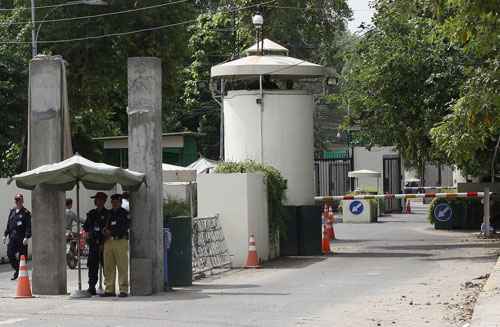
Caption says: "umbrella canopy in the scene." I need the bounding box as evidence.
[10,154,145,191]
[187,157,218,174]
[348,170,382,178]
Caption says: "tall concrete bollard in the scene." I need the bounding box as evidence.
[29,56,67,294]
[128,57,164,295]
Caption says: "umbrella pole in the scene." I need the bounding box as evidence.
[70,180,89,298]
[77,181,82,291]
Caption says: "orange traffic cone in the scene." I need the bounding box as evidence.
[322,230,331,255]
[15,255,33,298]
[328,205,336,240]
[405,199,412,214]
[245,235,261,268]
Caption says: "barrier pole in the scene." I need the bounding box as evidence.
[484,187,491,237]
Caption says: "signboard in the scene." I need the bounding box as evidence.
[349,200,364,215]
[433,203,453,222]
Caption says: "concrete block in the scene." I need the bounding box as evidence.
[197,173,269,267]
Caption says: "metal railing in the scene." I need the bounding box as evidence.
[192,215,231,278]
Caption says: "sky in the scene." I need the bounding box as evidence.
[347,0,376,32]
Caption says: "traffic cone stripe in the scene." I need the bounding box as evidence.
[15,255,33,298]
[245,234,261,269]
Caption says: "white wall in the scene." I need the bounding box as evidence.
[197,173,269,267]
[224,90,314,206]
[353,146,399,193]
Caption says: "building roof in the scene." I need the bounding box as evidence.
[211,55,325,78]
[244,39,289,56]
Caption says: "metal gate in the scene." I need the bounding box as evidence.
[314,157,353,196]
[383,156,402,212]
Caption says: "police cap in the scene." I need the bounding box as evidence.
[91,192,108,200]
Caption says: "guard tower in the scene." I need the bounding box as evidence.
[210,13,325,206]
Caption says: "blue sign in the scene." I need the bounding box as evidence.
[349,200,364,215]
[434,203,453,222]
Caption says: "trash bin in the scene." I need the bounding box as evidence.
[163,227,172,291]
[279,206,299,256]
[298,205,322,256]
[166,216,192,287]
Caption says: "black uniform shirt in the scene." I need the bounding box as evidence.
[107,208,129,239]
[4,207,31,240]
[83,208,109,244]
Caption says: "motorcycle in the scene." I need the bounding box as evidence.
[66,230,88,269]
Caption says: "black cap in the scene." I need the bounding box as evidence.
[110,193,122,200]
[91,192,108,200]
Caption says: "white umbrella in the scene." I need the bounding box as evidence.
[187,157,218,174]
[8,153,145,297]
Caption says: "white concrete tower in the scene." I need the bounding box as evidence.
[211,24,325,205]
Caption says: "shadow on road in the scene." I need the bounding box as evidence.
[375,242,500,251]
[332,251,432,258]
[421,254,498,262]
[261,256,326,269]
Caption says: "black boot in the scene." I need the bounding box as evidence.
[11,271,18,281]
[87,287,97,295]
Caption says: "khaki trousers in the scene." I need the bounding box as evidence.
[103,239,129,294]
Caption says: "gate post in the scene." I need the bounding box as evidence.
[128,57,164,295]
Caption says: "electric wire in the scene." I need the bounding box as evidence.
[0,0,277,44]
[0,0,190,26]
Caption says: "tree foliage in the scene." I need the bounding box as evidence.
[338,0,466,179]
[430,0,500,178]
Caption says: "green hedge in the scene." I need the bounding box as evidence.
[428,197,482,228]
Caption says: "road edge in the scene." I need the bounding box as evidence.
[470,255,500,327]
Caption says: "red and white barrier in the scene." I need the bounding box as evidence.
[315,192,488,202]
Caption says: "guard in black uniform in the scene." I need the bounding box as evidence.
[83,192,109,295]
[3,193,31,280]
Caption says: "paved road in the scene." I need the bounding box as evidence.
[0,206,498,327]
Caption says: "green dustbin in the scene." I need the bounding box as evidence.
[279,206,299,256]
[166,216,192,287]
[298,206,322,256]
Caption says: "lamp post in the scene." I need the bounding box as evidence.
[31,0,108,57]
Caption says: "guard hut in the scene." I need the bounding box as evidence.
[210,13,325,207]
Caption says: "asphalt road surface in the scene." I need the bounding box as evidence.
[0,205,498,327]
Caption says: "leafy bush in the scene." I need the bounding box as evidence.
[215,161,287,243]
[163,199,190,219]
[428,197,481,226]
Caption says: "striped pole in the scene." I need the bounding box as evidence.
[315,192,488,202]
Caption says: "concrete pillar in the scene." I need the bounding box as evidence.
[29,56,66,294]
[128,57,164,295]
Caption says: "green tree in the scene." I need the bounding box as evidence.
[338,0,466,182]
[430,0,500,178]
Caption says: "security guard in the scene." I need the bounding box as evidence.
[83,192,109,295]
[102,194,130,297]
[2,194,31,280]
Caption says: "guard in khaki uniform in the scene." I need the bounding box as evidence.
[102,194,130,297]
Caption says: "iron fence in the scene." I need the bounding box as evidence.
[192,215,232,278]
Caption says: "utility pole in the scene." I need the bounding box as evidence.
[31,0,37,57]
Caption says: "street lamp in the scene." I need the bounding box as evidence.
[31,0,108,57]
[252,11,264,55]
